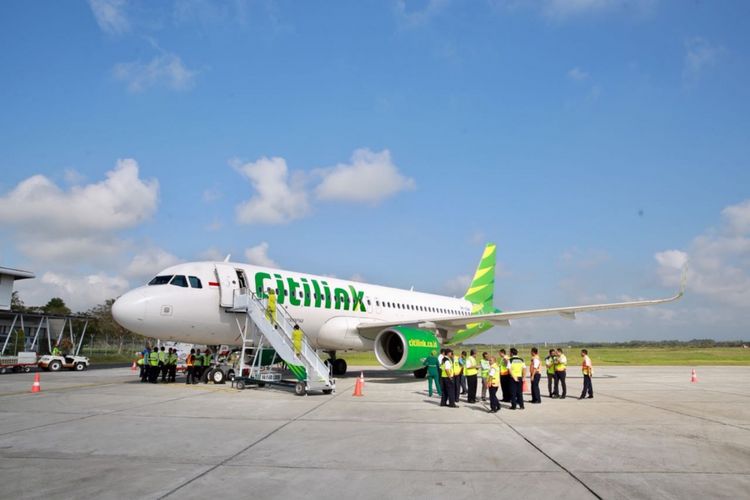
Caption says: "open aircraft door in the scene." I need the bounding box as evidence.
[215,263,239,308]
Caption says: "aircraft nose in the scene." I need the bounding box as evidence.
[112,289,148,332]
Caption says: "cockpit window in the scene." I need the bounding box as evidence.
[148,275,173,285]
[170,275,188,288]
[188,276,202,289]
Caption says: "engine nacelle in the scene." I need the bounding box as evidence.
[374,326,439,371]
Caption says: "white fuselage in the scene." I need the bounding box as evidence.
[112,261,473,351]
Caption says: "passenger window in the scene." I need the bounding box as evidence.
[170,275,188,288]
[188,276,202,288]
[149,275,173,285]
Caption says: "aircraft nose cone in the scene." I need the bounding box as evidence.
[112,290,148,333]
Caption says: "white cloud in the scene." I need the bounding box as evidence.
[88,0,129,35]
[492,0,657,20]
[126,248,183,281]
[15,271,130,313]
[113,53,196,92]
[0,159,158,237]
[395,0,449,26]
[683,37,724,78]
[315,148,415,203]
[234,156,310,224]
[655,199,750,309]
[567,67,589,81]
[244,242,278,268]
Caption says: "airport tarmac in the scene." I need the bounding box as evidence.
[0,365,748,500]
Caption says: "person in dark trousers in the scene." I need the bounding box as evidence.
[202,349,212,383]
[529,347,542,404]
[545,349,556,397]
[440,350,457,408]
[168,348,178,383]
[579,349,594,399]
[185,349,195,384]
[148,348,159,383]
[554,348,568,399]
[508,348,526,410]
[487,356,501,413]
[422,350,441,397]
[464,349,478,403]
[192,349,202,384]
[498,349,511,402]
[453,351,463,403]
[140,347,150,383]
[159,346,168,383]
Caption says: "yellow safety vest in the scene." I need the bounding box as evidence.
[555,354,567,372]
[293,329,303,353]
[582,356,592,375]
[440,359,454,378]
[480,359,490,378]
[149,351,159,366]
[545,356,555,375]
[465,356,478,376]
[489,363,500,387]
[509,357,524,378]
[499,356,509,376]
[453,358,462,376]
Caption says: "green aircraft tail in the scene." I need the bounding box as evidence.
[463,243,499,315]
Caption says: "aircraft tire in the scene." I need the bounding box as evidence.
[211,369,226,384]
[413,367,427,379]
[333,358,347,376]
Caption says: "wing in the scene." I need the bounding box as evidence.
[358,271,686,340]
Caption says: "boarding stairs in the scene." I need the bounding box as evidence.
[229,291,335,394]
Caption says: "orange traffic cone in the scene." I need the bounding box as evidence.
[522,378,529,393]
[691,368,697,383]
[31,373,41,393]
[131,361,137,371]
[352,377,363,397]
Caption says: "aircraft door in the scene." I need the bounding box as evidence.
[215,263,239,308]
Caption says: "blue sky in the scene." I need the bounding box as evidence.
[1,0,749,342]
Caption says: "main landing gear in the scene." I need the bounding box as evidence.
[326,351,348,376]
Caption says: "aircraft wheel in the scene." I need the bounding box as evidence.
[294,381,306,396]
[333,358,347,376]
[413,367,427,379]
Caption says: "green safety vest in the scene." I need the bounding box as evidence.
[52,347,60,356]
[137,358,144,366]
[509,356,524,378]
[480,359,490,378]
[194,355,202,367]
[149,351,159,366]
[545,356,555,375]
[169,354,178,365]
[158,351,166,363]
[202,354,211,366]
[440,359,453,378]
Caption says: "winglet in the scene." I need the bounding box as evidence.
[678,262,688,297]
[224,254,231,262]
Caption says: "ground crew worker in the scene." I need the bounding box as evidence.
[136,353,145,382]
[487,356,501,413]
[480,352,490,402]
[545,349,556,398]
[529,347,542,404]
[159,346,168,382]
[52,343,61,356]
[292,325,303,355]
[192,349,202,384]
[508,347,526,410]
[458,351,468,395]
[168,348,178,383]
[440,349,457,408]
[148,348,159,383]
[266,288,277,325]
[202,349,212,383]
[554,348,568,399]
[498,349,511,402]
[141,347,150,382]
[465,349,478,403]
[422,350,441,397]
[579,349,594,399]
[185,349,195,384]
[453,351,463,402]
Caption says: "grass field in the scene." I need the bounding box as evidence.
[340,346,750,366]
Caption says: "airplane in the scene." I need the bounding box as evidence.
[112,243,685,377]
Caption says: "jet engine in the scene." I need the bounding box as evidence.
[373,326,440,371]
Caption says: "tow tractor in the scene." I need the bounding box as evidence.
[38,353,90,372]
[0,352,37,374]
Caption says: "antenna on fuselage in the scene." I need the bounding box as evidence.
[224,254,231,262]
